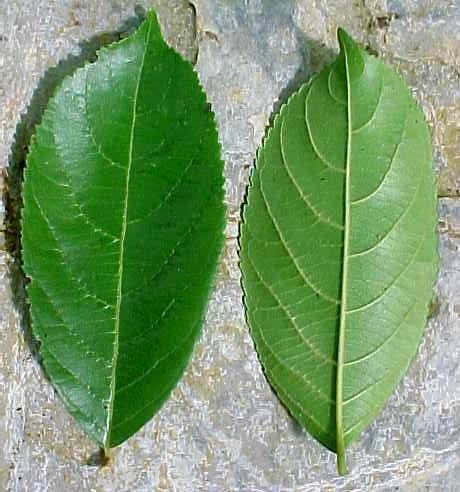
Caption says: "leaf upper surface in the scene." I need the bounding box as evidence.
[22,11,225,447]
[240,28,437,473]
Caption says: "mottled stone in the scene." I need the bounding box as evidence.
[0,0,459,490]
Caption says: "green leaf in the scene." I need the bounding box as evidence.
[239,28,437,474]
[21,11,224,448]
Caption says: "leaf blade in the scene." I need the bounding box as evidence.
[22,11,225,447]
[240,28,437,473]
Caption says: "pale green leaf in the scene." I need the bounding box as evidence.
[22,11,225,448]
[239,28,437,474]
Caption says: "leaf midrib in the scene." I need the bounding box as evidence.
[104,20,153,447]
[335,38,353,476]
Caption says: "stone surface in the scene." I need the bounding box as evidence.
[0,0,459,490]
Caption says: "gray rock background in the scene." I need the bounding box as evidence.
[0,0,459,490]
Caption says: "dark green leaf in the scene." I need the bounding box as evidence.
[239,28,437,474]
[22,11,224,447]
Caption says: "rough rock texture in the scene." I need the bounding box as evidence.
[0,0,459,490]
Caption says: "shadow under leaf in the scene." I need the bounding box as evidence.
[271,30,336,123]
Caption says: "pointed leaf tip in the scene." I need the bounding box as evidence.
[145,9,161,33]
[337,27,364,80]
[337,27,353,49]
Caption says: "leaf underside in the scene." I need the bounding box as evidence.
[22,11,224,447]
[240,29,437,473]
